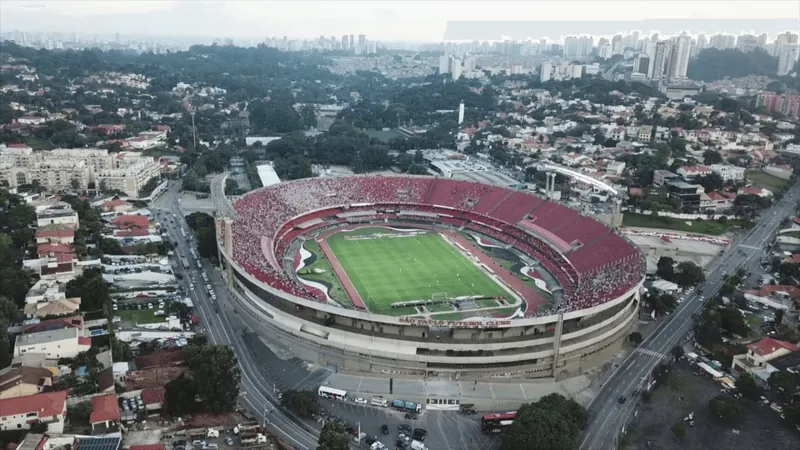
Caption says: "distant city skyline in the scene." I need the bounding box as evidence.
[1,0,798,42]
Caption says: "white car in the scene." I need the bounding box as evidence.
[354,397,368,405]
[191,441,205,448]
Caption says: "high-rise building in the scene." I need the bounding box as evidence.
[539,39,547,53]
[564,36,592,58]
[777,44,800,76]
[540,61,552,82]
[358,34,366,53]
[450,57,462,80]
[341,35,349,51]
[598,44,613,60]
[773,31,799,56]
[348,35,355,53]
[736,34,759,53]
[463,57,476,72]
[458,101,465,125]
[667,35,692,79]
[709,34,735,50]
[651,41,670,80]
[633,55,650,77]
[758,33,768,48]
[697,34,707,50]
[439,54,450,74]
[651,33,659,43]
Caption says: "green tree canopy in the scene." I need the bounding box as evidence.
[675,261,705,288]
[317,421,350,450]
[708,395,744,427]
[687,48,778,81]
[500,394,588,450]
[281,390,319,419]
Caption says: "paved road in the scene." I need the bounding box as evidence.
[580,183,800,450]
[153,184,323,450]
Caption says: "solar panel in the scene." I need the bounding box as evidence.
[75,436,121,450]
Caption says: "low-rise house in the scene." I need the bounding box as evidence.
[0,390,68,433]
[14,327,91,360]
[731,337,799,387]
[0,366,54,399]
[36,207,79,229]
[653,170,680,187]
[710,164,745,182]
[742,285,800,310]
[34,229,75,245]
[90,394,120,432]
[677,165,712,180]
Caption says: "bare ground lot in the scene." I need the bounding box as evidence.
[624,363,799,450]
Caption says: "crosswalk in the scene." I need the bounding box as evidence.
[637,347,669,360]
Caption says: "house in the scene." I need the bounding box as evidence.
[90,394,120,432]
[36,207,79,229]
[637,125,652,141]
[731,338,799,387]
[34,229,75,245]
[102,199,132,213]
[16,116,47,125]
[738,186,773,198]
[609,127,626,141]
[605,161,626,176]
[710,164,745,182]
[141,387,165,413]
[0,366,54,399]
[677,165,712,180]
[742,285,800,310]
[0,390,68,433]
[700,191,733,211]
[653,170,680,187]
[14,327,91,360]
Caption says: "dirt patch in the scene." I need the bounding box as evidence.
[183,412,242,428]
[625,363,799,450]
[126,366,185,390]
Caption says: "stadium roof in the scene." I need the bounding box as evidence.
[256,162,281,187]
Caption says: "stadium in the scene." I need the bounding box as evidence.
[216,175,646,379]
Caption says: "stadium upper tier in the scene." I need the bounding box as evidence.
[229,175,645,317]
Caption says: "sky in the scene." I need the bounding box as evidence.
[1,0,798,42]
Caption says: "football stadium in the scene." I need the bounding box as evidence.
[217,175,646,379]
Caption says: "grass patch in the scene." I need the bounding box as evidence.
[363,129,407,143]
[623,213,748,235]
[476,299,499,308]
[746,170,790,192]
[297,239,352,307]
[745,313,762,330]
[115,307,168,324]
[327,229,509,315]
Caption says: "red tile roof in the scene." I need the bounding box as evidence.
[747,337,799,356]
[755,285,800,299]
[0,390,67,418]
[35,229,75,239]
[89,394,120,424]
[37,243,74,256]
[78,336,92,346]
[141,387,165,405]
[707,192,728,201]
[24,316,84,334]
[116,229,150,237]
[110,215,149,229]
[103,199,128,209]
[129,445,165,450]
[56,253,74,263]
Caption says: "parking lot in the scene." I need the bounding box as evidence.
[318,399,500,450]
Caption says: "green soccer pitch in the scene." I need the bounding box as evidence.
[325,229,510,315]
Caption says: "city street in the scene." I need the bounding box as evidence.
[580,183,800,450]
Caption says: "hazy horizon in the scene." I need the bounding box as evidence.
[1,0,798,43]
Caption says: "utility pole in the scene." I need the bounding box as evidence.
[190,110,198,153]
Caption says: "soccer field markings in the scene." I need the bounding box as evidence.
[327,231,507,310]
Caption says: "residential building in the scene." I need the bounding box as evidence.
[777,44,800,76]
[710,164,745,182]
[540,62,552,82]
[36,207,79,229]
[653,170,680,187]
[0,391,68,433]
[636,125,653,141]
[676,165,712,180]
[34,229,75,245]
[700,191,734,211]
[665,180,703,209]
[0,366,54,399]
[651,42,670,80]
[90,394,120,432]
[96,156,161,198]
[731,337,799,386]
[667,35,692,80]
[16,116,47,125]
[13,327,91,360]
[0,147,159,196]
[633,56,650,77]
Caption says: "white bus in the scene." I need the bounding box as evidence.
[318,386,348,401]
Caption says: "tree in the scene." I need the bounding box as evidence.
[70,178,81,190]
[500,394,587,450]
[185,344,241,414]
[164,373,200,416]
[196,227,218,260]
[317,421,349,450]
[719,307,750,336]
[66,269,111,312]
[734,373,760,399]
[281,390,319,419]
[656,256,675,281]
[703,149,723,165]
[768,370,800,396]
[675,261,705,288]
[699,172,724,192]
[629,332,643,345]
[67,400,94,424]
[708,395,744,427]
[671,421,686,438]
[224,178,239,195]
[687,48,778,81]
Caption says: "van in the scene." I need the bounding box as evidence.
[371,396,389,407]
[352,432,367,444]
[206,429,219,438]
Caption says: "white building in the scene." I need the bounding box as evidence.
[710,164,746,182]
[777,44,800,76]
[0,147,158,196]
[438,54,449,74]
[0,391,68,433]
[36,207,79,229]
[540,62,552,82]
[13,327,91,360]
[96,155,161,198]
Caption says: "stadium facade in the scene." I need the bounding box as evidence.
[216,175,645,380]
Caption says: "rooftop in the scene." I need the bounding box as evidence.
[90,394,120,424]
[15,326,80,347]
[747,337,799,357]
[0,390,67,418]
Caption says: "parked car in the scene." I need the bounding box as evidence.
[412,428,427,441]
[355,397,368,405]
[381,424,389,435]
[191,441,205,447]
[397,425,412,435]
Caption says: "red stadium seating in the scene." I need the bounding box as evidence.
[230,176,644,312]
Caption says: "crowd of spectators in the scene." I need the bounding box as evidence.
[228,175,645,313]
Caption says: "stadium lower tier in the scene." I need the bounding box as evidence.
[219,241,641,379]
